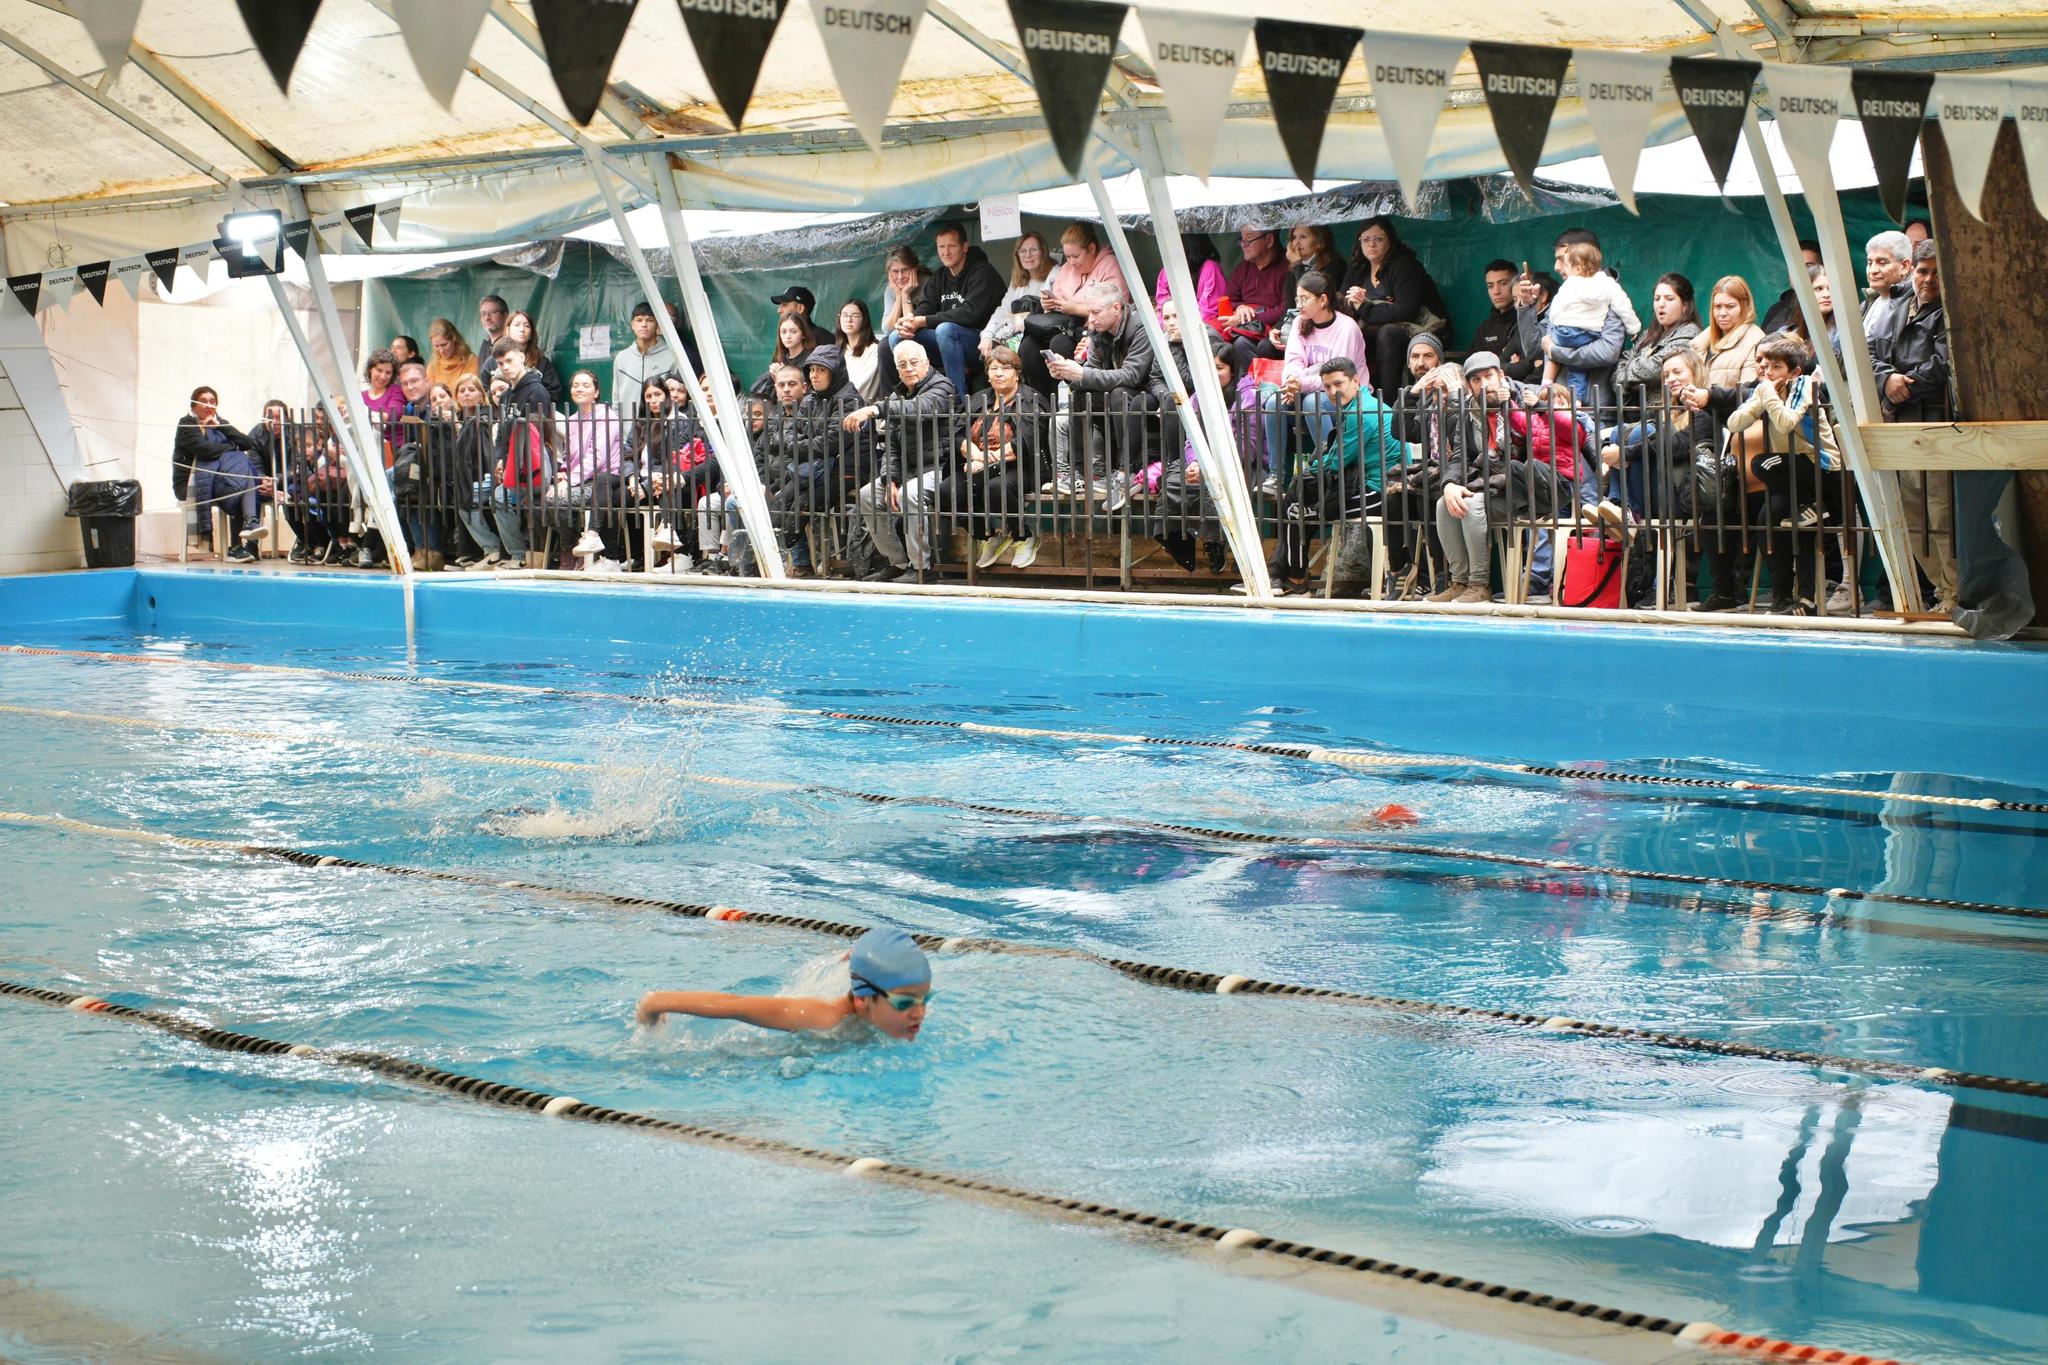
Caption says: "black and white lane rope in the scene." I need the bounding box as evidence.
[0,977,1907,1365]
[6,643,2043,820]
[0,701,2039,927]
[7,808,2046,1106]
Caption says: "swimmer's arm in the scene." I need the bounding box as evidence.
[635,991,848,1032]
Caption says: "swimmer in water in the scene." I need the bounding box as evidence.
[634,926,932,1041]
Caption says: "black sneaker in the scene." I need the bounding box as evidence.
[1204,542,1227,574]
[225,545,255,564]
[1774,597,1814,617]
[1695,592,1742,613]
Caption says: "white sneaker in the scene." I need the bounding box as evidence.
[650,522,679,550]
[1010,536,1039,569]
[976,536,1015,569]
[1256,476,1281,496]
[238,523,265,544]
[1053,476,1081,497]
[1105,472,1130,513]
[587,556,624,574]
[481,550,505,567]
[573,527,606,556]
[1824,581,1856,615]
[1085,479,1108,500]
[1593,500,1629,537]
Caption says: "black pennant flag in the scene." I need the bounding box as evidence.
[532,0,641,126]
[674,0,790,131]
[8,273,42,315]
[344,203,379,248]
[145,248,180,292]
[1253,20,1362,187]
[283,220,316,257]
[1852,69,1935,225]
[1469,42,1572,193]
[77,261,111,306]
[234,0,325,93]
[1006,0,1128,178]
[1669,57,1760,192]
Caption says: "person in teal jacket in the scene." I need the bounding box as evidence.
[1266,356,1406,594]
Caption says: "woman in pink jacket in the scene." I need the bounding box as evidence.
[1256,270,1366,491]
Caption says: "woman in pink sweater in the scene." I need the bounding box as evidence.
[1256,270,1366,490]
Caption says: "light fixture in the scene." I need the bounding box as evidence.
[216,209,285,278]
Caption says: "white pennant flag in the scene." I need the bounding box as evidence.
[313,211,353,251]
[69,0,145,74]
[178,241,220,271]
[39,267,78,311]
[375,201,402,243]
[393,0,493,109]
[2009,80,2048,222]
[1141,11,1249,182]
[1573,49,1666,215]
[109,254,153,297]
[1363,31,1466,209]
[813,0,927,155]
[1761,63,1852,185]
[1932,74,2010,222]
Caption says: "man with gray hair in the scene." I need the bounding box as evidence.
[843,339,958,582]
[1871,238,1959,612]
[1862,230,1914,344]
[1044,282,1156,511]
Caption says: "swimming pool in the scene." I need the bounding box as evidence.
[2,568,2045,1361]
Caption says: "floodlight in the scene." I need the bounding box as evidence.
[216,210,285,278]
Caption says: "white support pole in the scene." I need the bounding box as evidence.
[584,149,786,578]
[1081,164,1271,598]
[1132,125,1273,598]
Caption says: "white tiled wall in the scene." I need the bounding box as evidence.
[0,364,83,575]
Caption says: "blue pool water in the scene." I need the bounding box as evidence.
[2,569,2046,1362]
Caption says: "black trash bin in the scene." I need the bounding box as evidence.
[66,480,143,568]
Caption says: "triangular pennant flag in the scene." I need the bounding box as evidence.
[1933,74,2010,222]
[1470,41,1572,193]
[42,268,80,310]
[146,249,180,292]
[76,261,111,306]
[1006,0,1128,178]
[282,220,316,257]
[1253,20,1362,188]
[234,0,325,93]
[812,0,927,154]
[1670,57,1760,191]
[2012,81,2048,221]
[1853,69,1934,225]
[531,0,641,126]
[313,211,352,252]
[1573,49,1666,215]
[1761,62,1852,177]
[375,201,402,241]
[1363,32,1466,210]
[1138,11,1247,182]
[70,0,145,74]
[8,274,41,315]
[393,0,493,109]
[345,203,379,247]
[179,241,219,270]
[110,255,152,297]
[675,0,791,131]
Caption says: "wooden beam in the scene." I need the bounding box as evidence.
[1860,423,2048,471]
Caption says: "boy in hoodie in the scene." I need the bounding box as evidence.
[1724,331,1845,615]
[898,221,1004,398]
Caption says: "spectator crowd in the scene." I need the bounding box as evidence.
[172,213,1959,615]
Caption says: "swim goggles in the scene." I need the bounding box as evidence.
[854,978,932,1012]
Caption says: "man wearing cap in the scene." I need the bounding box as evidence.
[895,220,1005,398]
[612,301,677,412]
[634,926,932,1042]
[1430,351,1579,603]
[772,285,834,349]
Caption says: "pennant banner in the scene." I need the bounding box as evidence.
[1573,49,1665,215]
[1363,31,1465,210]
[1761,62,1851,177]
[110,255,152,297]
[2014,81,2048,222]
[282,220,316,258]
[394,0,493,108]
[1470,41,1571,194]
[677,0,792,131]
[70,0,145,74]
[532,0,641,126]
[1853,69,1934,225]
[1932,74,2010,223]
[145,248,180,292]
[235,0,325,94]
[375,201,403,241]
[178,241,219,270]
[1141,10,1248,183]
[1007,0,1128,179]
[812,0,927,154]
[1254,20,1362,188]
[313,211,352,251]
[76,261,111,306]
[344,203,380,247]
[1670,57,1759,192]
[41,268,79,311]
[7,273,41,316]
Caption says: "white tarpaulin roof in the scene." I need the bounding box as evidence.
[0,0,2043,267]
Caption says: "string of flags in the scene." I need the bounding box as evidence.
[65,1,2048,226]
[5,199,401,315]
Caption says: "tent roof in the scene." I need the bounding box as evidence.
[0,0,2038,260]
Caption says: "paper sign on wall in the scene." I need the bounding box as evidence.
[979,192,1022,240]
[579,324,614,361]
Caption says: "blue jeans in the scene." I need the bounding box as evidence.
[1547,324,1600,405]
[1257,386,1336,483]
[916,322,981,398]
[464,479,528,557]
[190,451,263,536]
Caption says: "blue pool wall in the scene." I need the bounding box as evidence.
[2,567,2044,788]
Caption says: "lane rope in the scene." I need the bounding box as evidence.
[0,975,1904,1365]
[7,808,2046,1105]
[6,642,2043,818]
[0,700,2038,926]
